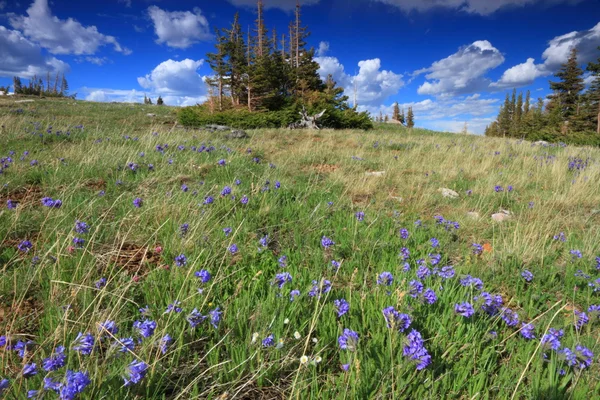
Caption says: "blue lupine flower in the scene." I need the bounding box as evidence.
[331,260,341,270]
[377,272,394,286]
[18,240,33,252]
[203,196,214,205]
[472,243,483,255]
[22,363,37,378]
[334,299,350,317]
[98,320,118,335]
[95,277,107,289]
[570,249,582,259]
[338,328,359,351]
[494,185,503,192]
[159,334,172,354]
[429,253,441,266]
[403,330,432,370]
[409,280,424,298]
[218,159,226,166]
[229,244,238,254]
[235,179,241,185]
[575,310,589,329]
[259,235,269,248]
[181,184,189,192]
[278,255,288,268]
[72,237,85,248]
[437,265,455,279]
[14,340,34,358]
[308,279,332,298]
[117,337,135,352]
[455,302,475,318]
[133,319,157,338]
[521,270,533,282]
[195,269,211,283]
[165,301,182,314]
[274,181,281,189]
[321,236,335,248]
[399,229,409,239]
[290,290,300,301]
[273,272,292,289]
[221,186,232,196]
[74,221,89,234]
[209,307,222,329]
[0,379,9,396]
[240,195,249,204]
[124,360,148,386]
[262,334,275,347]
[382,307,411,332]
[7,199,17,209]
[423,288,437,304]
[174,254,187,267]
[179,223,190,237]
[553,232,566,242]
[541,328,563,351]
[501,308,520,327]
[187,309,207,328]
[42,346,67,372]
[355,211,365,221]
[460,275,484,290]
[430,238,439,248]
[223,227,232,236]
[72,333,94,355]
[521,323,536,340]
[475,292,504,316]
[416,265,431,280]
[133,198,143,208]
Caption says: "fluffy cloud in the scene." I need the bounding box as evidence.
[226,0,320,11]
[415,40,504,96]
[0,26,69,78]
[315,56,404,106]
[493,22,600,88]
[373,0,584,16]
[137,59,206,95]
[83,87,206,106]
[316,41,329,57]
[9,0,130,55]
[147,6,212,49]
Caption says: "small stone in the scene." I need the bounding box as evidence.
[491,212,512,222]
[466,211,480,219]
[146,113,156,117]
[226,129,248,139]
[438,188,459,199]
[365,171,386,177]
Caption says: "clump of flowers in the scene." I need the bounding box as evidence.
[338,329,359,351]
[334,299,350,318]
[403,330,432,370]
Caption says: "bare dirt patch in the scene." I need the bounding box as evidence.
[96,242,162,277]
[0,185,44,207]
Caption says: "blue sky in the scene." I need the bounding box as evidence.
[1,0,600,133]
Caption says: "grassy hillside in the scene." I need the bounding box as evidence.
[1,98,599,399]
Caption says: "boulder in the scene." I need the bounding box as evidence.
[438,188,459,199]
[205,124,230,132]
[226,129,248,139]
[146,113,156,117]
[491,210,512,222]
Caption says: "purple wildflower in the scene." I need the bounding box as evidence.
[455,302,475,318]
[403,330,432,370]
[338,328,359,351]
[124,360,148,386]
[334,299,350,318]
[377,272,394,286]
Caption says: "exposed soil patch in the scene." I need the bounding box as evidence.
[96,242,161,277]
[0,185,44,207]
[82,178,106,191]
[303,164,339,174]
[0,296,44,335]
[351,193,372,205]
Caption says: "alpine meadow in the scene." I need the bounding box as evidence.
[1,0,600,399]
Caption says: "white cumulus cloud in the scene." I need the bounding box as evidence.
[316,41,329,57]
[415,40,504,96]
[492,22,600,88]
[373,0,585,16]
[147,6,212,49]
[315,56,404,106]
[9,0,130,55]
[137,58,207,96]
[0,26,69,78]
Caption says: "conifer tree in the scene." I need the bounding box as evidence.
[384,115,389,123]
[13,77,22,94]
[60,74,68,95]
[512,92,523,136]
[392,102,400,121]
[498,93,511,136]
[524,90,531,115]
[585,46,600,134]
[206,29,228,111]
[157,96,164,105]
[548,47,585,121]
[406,107,415,129]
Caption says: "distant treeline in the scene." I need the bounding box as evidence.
[485,47,600,146]
[10,73,73,98]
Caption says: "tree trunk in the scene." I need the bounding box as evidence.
[248,84,252,112]
[218,80,223,112]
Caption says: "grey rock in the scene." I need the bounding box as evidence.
[365,171,386,177]
[226,129,248,139]
[205,124,231,132]
[438,188,459,199]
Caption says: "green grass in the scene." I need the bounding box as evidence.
[1,97,600,399]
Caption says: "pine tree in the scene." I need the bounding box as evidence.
[548,47,585,122]
[524,90,531,115]
[13,77,22,94]
[384,115,389,123]
[392,102,400,121]
[399,108,405,125]
[512,92,523,136]
[60,74,68,95]
[223,12,247,106]
[157,96,164,105]
[206,29,228,111]
[585,46,600,134]
[498,93,511,136]
[406,107,415,129]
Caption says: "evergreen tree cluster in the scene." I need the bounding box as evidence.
[485,47,600,145]
[12,73,71,98]
[187,0,372,130]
